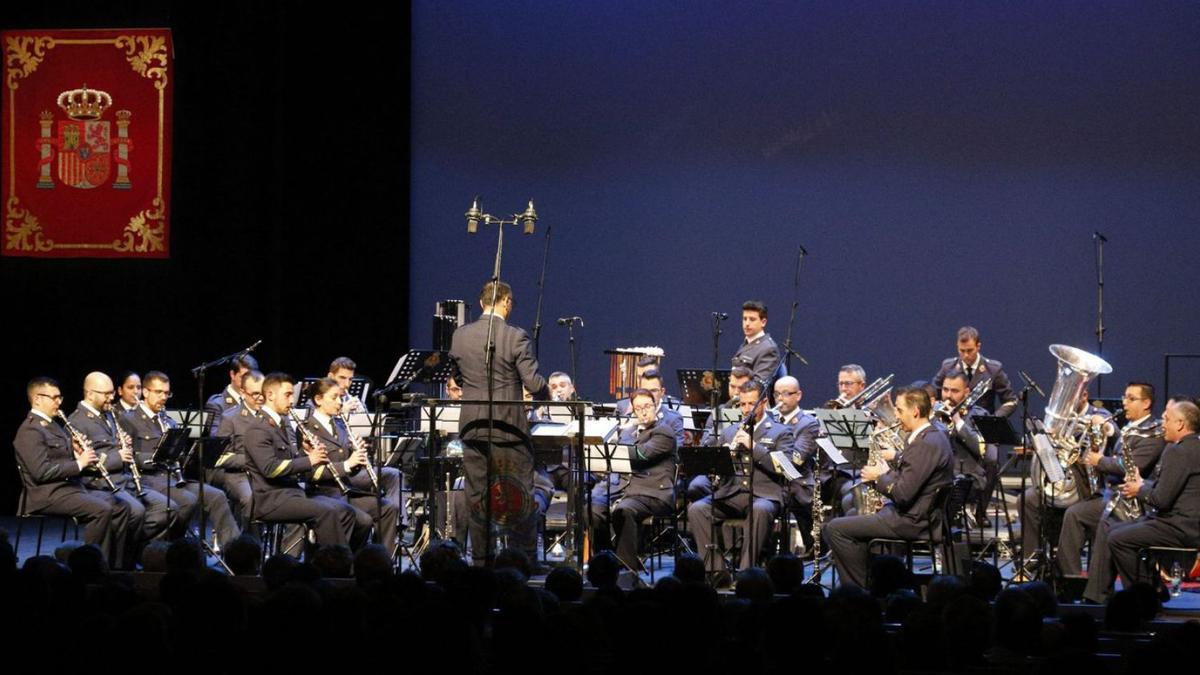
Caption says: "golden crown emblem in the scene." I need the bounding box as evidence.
[56,84,113,121]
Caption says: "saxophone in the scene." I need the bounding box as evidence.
[1102,420,1164,522]
[858,421,901,516]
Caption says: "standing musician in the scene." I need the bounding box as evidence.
[14,377,135,567]
[1084,400,1200,602]
[1059,382,1165,579]
[69,372,173,558]
[449,279,548,564]
[119,370,241,549]
[588,388,678,570]
[937,371,989,523]
[212,369,265,526]
[824,386,954,588]
[302,378,398,550]
[690,380,794,574]
[203,353,259,433]
[1019,397,1112,574]
[242,372,358,546]
[116,371,141,413]
[773,376,823,555]
[731,300,784,388]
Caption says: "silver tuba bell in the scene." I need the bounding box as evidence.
[1032,344,1113,508]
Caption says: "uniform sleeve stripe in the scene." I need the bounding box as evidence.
[268,460,292,478]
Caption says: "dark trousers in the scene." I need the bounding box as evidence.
[823,509,910,589]
[1021,486,1066,562]
[210,470,253,526]
[1058,496,1105,575]
[37,488,132,568]
[687,493,778,571]
[256,488,357,546]
[141,472,241,548]
[1082,515,1121,602]
[1110,518,1195,596]
[590,489,671,569]
[347,493,400,551]
[463,439,538,563]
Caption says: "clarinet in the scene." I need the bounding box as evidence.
[57,411,119,493]
[112,413,147,497]
[809,462,824,559]
[337,412,380,492]
[290,411,351,495]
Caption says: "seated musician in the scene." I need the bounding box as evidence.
[824,386,953,588]
[936,371,989,524]
[323,356,404,515]
[302,378,398,550]
[242,372,357,547]
[1060,383,1164,580]
[589,387,678,570]
[203,353,258,435]
[826,363,867,409]
[773,376,823,555]
[687,366,753,501]
[211,369,265,526]
[119,371,241,549]
[689,380,794,574]
[14,376,134,568]
[116,371,142,413]
[1085,399,1200,602]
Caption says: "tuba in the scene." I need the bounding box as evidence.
[1031,344,1112,508]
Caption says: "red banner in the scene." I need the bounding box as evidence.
[3,28,173,258]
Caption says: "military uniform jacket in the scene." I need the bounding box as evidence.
[776,408,821,505]
[68,404,128,490]
[874,424,954,527]
[449,314,547,444]
[301,413,372,497]
[1098,416,1165,486]
[709,417,795,503]
[243,412,314,504]
[13,412,86,509]
[613,401,687,448]
[204,386,241,435]
[932,356,1018,417]
[731,333,783,387]
[214,401,259,471]
[119,405,176,471]
[1135,434,1200,542]
[614,422,678,503]
[945,405,987,460]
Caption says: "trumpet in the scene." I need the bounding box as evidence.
[57,411,119,493]
[111,412,147,497]
[290,410,351,495]
[338,412,380,493]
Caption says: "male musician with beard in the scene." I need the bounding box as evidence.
[588,388,677,570]
[690,380,795,574]
[937,371,989,523]
[212,369,266,526]
[731,300,784,388]
[14,376,131,567]
[69,372,173,563]
[203,353,258,434]
[119,371,241,549]
[824,386,954,588]
[1083,400,1200,602]
[1059,383,1165,579]
[449,279,548,564]
[242,372,357,546]
[688,366,755,502]
[1018,398,1112,576]
[303,378,397,550]
[116,372,141,413]
[772,376,823,555]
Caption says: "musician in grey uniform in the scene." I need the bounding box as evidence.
[203,353,258,434]
[449,279,547,564]
[69,372,173,559]
[119,371,241,549]
[589,388,678,569]
[824,386,954,588]
[932,327,1018,525]
[688,366,753,502]
[731,300,784,388]
[303,377,396,550]
[212,369,265,525]
[14,376,133,567]
[1059,383,1165,578]
[1020,398,1112,571]
[773,376,822,554]
[689,380,794,573]
[1084,400,1200,602]
[937,371,989,508]
[242,372,357,546]
[116,371,141,413]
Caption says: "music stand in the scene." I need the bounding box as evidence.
[679,444,737,579]
[813,408,874,469]
[971,414,1021,566]
[677,368,731,407]
[386,349,453,387]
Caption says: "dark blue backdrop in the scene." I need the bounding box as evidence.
[410,1,1200,405]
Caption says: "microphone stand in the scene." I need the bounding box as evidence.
[562,317,581,395]
[782,246,807,374]
[1094,233,1106,396]
[531,223,552,358]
